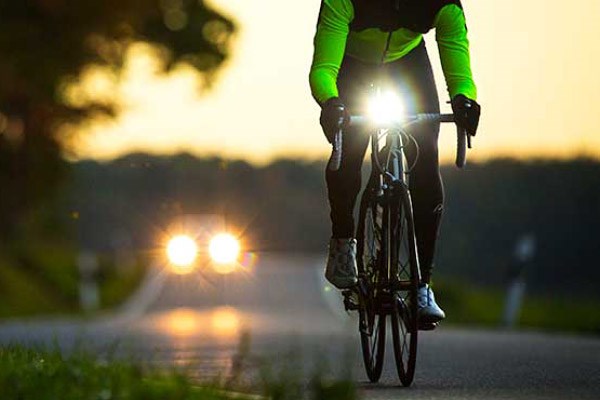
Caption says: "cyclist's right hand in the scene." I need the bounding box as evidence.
[451,94,481,137]
[320,97,349,143]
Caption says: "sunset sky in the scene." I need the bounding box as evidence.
[69,0,600,164]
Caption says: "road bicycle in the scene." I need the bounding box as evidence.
[328,90,470,386]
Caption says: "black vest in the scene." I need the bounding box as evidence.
[349,0,462,33]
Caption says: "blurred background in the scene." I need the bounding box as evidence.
[1,0,600,335]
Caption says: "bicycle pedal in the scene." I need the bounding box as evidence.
[342,290,359,311]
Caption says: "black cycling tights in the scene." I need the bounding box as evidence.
[326,40,443,283]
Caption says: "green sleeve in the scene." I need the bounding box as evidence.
[434,4,477,100]
[309,0,354,105]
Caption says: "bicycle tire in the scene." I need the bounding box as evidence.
[390,186,419,387]
[359,305,386,382]
[356,187,386,383]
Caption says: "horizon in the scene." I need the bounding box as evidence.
[68,150,600,167]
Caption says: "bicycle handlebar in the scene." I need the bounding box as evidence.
[348,113,456,125]
[327,113,471,172]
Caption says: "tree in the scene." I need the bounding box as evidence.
[0,0,235,242]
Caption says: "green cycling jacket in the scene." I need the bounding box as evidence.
[309,0,477,104]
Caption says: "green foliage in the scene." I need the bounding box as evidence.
[435,280,505,327]
[436,279,600,334]
[98,253,146,309]
[0,344,358,400]
[519,295,600,334]
[0,245,147,318]
[12,242,80,301]
[0,254,69,317]
[0,346,239,400]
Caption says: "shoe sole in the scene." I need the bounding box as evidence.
[418,311,446,325]
[326,276,358,290]
[418,321,439,331]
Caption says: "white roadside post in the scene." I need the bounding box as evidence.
[502,234,536,328]
[78,251,100,312]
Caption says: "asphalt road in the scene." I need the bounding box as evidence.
[1,254,599,400]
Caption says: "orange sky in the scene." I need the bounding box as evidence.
[67,0,600,164]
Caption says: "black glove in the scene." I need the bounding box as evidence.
[320,97,349,143]
[451,94,481,136]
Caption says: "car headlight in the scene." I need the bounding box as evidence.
[166,235,198,273]
[209,233,240,265]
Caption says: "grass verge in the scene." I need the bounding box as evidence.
[0,243,146,319]
[0,343,358,400]
[436,279,600,334]
[0,345,256,400]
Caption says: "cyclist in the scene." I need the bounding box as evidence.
[310,0,481,325]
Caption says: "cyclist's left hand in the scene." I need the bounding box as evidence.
[451,94,481,136]
[320,97,349,143]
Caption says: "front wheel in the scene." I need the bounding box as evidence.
[358,299,386,383]
[390,188,419,386]
[356,188,386,382]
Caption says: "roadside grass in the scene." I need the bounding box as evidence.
[96,253,147,310]
[519,296,600,334]
[437,279,600,334]
[0,345,239,400]
[0,244,146,319]
[0,339,358,400]
[0,255,68,317]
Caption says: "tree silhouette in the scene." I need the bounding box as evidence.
[0,0,235,241]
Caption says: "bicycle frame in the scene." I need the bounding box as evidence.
[354,113,461,323]
[340,109,470,386]
[367,127,409,290]
[362,115,456,290]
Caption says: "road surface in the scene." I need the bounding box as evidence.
[0,254,598,399]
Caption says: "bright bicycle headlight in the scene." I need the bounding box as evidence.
[367,90,405,125]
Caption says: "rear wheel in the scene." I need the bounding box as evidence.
[390,188,419,386]
[356,188,386,383]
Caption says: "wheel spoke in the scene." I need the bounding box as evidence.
[370,318,379,367]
